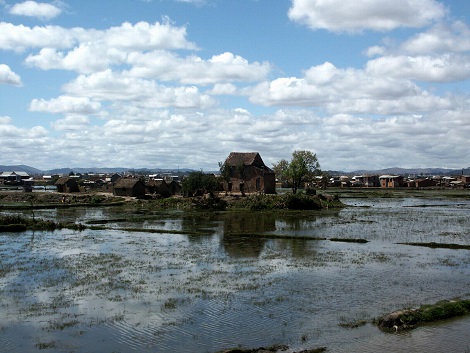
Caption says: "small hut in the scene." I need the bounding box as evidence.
[113,178,146,198]
[55,176,80,193]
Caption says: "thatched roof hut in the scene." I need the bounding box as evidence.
[113,178,146,198]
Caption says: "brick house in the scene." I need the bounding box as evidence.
[222,152,276,194]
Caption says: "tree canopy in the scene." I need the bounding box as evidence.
[182,171,218,197]
[273,150,321,194]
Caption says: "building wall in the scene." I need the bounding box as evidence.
[226,166,275,194]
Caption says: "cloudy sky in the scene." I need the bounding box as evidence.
[1,0,470,171]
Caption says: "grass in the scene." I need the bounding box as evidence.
[228,193,344,211]
[339,319,368,328]
[377,299,470,332]
[0,214,85,232]
[35,341,57,350]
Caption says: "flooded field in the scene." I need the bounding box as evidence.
[1,195,470,352]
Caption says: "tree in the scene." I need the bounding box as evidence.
[272,159,289,186]
[273,150,321,194]
[182,171,218,197]
[218,161,231,195]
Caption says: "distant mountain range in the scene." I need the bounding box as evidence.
[348,167,470,176]
[1,164,469,176]
[0,165,195,175]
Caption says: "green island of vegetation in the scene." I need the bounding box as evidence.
[376,299,470,332]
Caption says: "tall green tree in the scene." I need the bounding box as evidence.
[273,150,321,194]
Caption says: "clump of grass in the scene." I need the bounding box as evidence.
[377,299,470,332]
[0,214,85,232]
[339,319,368,328]
[229,193,344,211]
[35,341,57,350]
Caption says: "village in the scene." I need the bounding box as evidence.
[1,151,470,198]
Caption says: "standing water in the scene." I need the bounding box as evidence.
[1,196,470,352]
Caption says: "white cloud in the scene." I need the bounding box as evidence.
[51,116,90,131]
[210,83,237,95]
[0,64,22,86]
[30,96,102,115]
[366,54,470,82]
[63,70,215,109]
[25,46,270,82]
[126,51,270,84]
[0,20,196,52]
[25,45,128,74]
[2,100,470,170]
[9,1,62,20]
[400,21,470,55]
[0,116,12,124]
[248,62,453,114]
[288,0,445,33]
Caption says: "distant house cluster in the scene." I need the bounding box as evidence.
[0,171,32,185]
[2,153,470,197]
[52,172,184,198]
[326,174,470,188]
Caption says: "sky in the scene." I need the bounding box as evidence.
[1,0,470,172]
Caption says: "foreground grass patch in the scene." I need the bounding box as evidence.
[0,215,85,232]
[376,299,470,332]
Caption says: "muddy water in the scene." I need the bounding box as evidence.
[1,197,470,352]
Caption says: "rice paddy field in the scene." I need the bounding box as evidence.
[1,189,470,352]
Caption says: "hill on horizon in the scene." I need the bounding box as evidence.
[1,164,469,177]
[0,165,195,175]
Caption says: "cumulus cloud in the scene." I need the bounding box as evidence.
[9,1,62,20]
[63,70,216,109]
[0,64,22,86]
[0,20,196,52]
[248,62,453,114]
[209,83,238,95]
[51,116,90,131]
[25,46,270,82]
[25,45,128,74]
[366,54,470,82]
[399,21,470,55]
[126,51,270,84]
[30,96,102,115]
[0,117,49,160]
[288,0,445,33]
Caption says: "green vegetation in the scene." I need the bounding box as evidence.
[339,319,368,329]
[182,171,218,197]
[273,150,321,194]
[0,214,85,232]
[228,193,344,211]
[377,299,470,332]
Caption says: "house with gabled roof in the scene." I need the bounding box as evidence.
[55,176,80,193]
[113,178,146,198]
[223,152,276,194]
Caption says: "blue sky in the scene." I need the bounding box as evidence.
[1,0,470,171]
